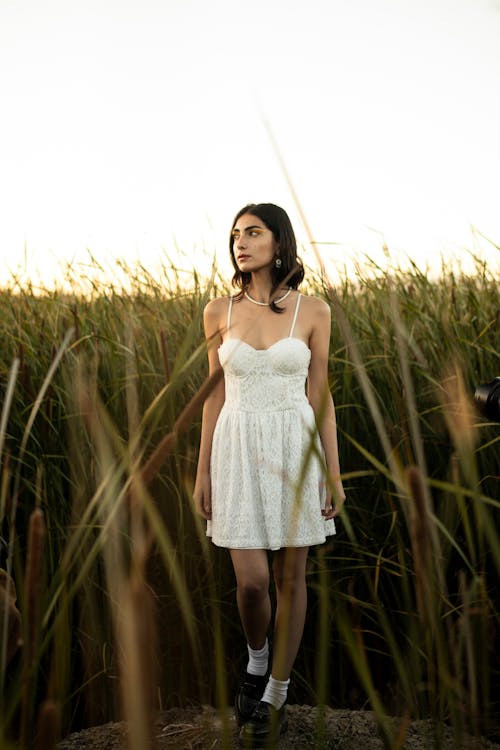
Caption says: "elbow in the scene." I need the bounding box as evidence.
[203,382,225,412]
[309,391,335,422]
[308,383,332,411]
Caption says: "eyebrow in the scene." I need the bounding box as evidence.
[232,225,265,233]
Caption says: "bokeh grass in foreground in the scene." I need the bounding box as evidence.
[0,251,499,749]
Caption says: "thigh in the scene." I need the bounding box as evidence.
[272,546,309,586]
[230,548,270,589]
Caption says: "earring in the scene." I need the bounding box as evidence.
[275,257,282,268]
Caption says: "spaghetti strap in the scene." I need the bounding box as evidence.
[289,293,301,337]
[226,296,234,331]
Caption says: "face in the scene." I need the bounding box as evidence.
[231,213,278,274]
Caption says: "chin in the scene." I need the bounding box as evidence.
[239,262,266,273]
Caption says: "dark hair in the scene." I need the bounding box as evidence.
[229,203,305,312]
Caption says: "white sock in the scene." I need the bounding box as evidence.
[262,675,290,709]
[247,639,269,676]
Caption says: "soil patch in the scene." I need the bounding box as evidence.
[57,705,500,749]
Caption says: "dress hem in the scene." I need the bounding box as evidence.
[207,528,336,551]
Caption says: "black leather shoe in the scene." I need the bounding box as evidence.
[239,700,288,747]
[234,673,268,727]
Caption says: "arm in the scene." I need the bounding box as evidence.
[307,299,346,518]
[193,299,226,519]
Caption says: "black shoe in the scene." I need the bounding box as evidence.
[234,673,268,727]
[239,700,288,747]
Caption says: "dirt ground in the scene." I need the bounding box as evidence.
[57,704,500,750]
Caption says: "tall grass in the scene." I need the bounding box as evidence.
[0,250,498,749]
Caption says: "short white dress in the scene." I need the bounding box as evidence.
[207,293,336,550]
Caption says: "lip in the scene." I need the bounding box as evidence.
[237,254,250,261]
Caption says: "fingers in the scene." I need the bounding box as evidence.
[322,491,346,520]
[202,488,212,519]
[322,498,336,520]
[193,489,212,520]
[331,494,346,518]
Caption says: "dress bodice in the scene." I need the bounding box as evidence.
[218,336,311,412]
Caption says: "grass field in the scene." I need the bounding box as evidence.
[0,250,499,749]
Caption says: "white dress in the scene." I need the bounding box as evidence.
[207,293,336,550]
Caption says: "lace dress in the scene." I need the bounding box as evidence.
[207,293,336,550]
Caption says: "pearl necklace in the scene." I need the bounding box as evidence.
[244,288,292,306]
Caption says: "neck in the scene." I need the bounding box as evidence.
[247,283,272,302]
[246,273,287,303]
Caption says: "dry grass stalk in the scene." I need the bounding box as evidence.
[392,710,411,750]
[117,572,159,750]
[21,507,47,746]
[457,569,487,737]
[125,328,149,565]
[407,465,434,627]
[458,571,476,713]
[23,508,46,661]
[0,569,23,666]
[140,368,223,486]
[159,330,171,384]
[35,699,61,750]
[440,364,478,458]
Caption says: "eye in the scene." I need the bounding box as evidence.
[249,230,261,237]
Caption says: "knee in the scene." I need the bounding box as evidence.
[237,574,269,604]
[273,566,306,597]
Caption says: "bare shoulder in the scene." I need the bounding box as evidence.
[204,296,227,319]
[203,296,229,337]
[299,294,331,322]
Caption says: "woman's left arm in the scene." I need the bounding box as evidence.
[307,299,346,518]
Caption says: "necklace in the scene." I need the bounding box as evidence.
[244,288,292,306]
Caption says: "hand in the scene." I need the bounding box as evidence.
[322,480,346,520]
[193,472,212,520]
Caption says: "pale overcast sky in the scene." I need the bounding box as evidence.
[1,0,499,287]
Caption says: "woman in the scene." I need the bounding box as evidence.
[194,203,345,746]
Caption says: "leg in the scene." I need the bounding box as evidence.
[240,547,308,744]
[230,549,272,727]
[229,548,271,650]
[271,546,309,681]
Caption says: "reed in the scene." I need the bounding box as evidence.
[35,700,61,750]
[20,507,47,746]
[0,249,498,748]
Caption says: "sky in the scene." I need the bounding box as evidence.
[1,0,500,289]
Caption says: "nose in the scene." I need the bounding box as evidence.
[236,235,246,251]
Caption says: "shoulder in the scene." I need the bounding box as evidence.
[298,295,331,350]
[204,296,228,318]
[203,296,230,336]
[298,293,331,321]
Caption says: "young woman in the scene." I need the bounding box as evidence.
[193,203,345,746]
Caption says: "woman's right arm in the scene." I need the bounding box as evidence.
[193,299,226,519]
